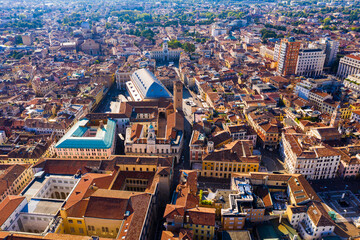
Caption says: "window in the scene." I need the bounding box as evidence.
[79,228,84,234]
[70,227,75,233]
[69,220,73,224]
[77,220,82,224]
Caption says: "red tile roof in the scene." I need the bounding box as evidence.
[0,195,25,226]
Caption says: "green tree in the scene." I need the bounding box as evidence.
[168,39,182,49]
[140,29,155,40]
[323,17,331,25]
[182,43,195,53]
[15,35,23,45]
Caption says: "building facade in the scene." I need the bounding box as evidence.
[296,49,326,77]
[281,132,340,180]
[337,53,360,80]
[54,118,116,160]
[276,38,301,76]
[320,37,339,67]
[149,38,182,62]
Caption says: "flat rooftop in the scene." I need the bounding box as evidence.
[25,199,63,215]
[22,178,46,201]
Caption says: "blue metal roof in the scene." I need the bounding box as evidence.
[72,126,88,137]
[55,118,116,149]
[131,69,172,99]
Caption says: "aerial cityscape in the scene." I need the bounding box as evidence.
[0,0,360,239]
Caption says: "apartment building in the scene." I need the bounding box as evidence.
[163,170,216,240]
[281,132,341,180]
[201,140,260,178]
[226,124,257,146]
[276,37,301,76]
[294,79,317,100]
[336,147,360,179]
[343,74,360,94]
[308,89,332,110]
[287,202,335,240]
[320,37,339,67]
[247,110,280,149]
[189,129,207,165]
[221,177,265,231]
[0,164,34,202]
[296,49,325,77]
[233,172,338,240]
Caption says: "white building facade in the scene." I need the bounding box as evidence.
[281,133,340,180]
[296,49,326,77]
[337,53,360,79]
[150,39,182,62]
[343,74,360,94]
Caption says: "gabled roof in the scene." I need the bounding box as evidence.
[63,173,114,212]
[0,195,25,226]
[186,207,216,226]
[84,189,136,220]
[163,205,185,219]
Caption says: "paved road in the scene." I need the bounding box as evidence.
[260,149,286,172]
[94,84,122,113]
[309,178,360,195]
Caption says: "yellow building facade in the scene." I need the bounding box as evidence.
[183,223,215,240]
[201,161,259,178]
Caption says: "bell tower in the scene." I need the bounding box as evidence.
[147,124,156,154]
[163,38,169,61]
[173,81,183,111]
[330,104,341,127]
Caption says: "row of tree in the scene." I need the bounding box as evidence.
[167,39,196,52]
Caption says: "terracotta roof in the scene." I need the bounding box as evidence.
[256,188,272,208]
[121,193,152,240]
[34,158,105,175]
[163,205,185,219]
[84,189,137,220]
[310,89,331,98]
[288,175,320,205]
[307,202,335,227]
[0,195,25,226]
[111,155,172,167]
[289,205,308,214]
[203,140,260,164]
[0,164,31,196]
[186,207,215,226]
[63,173,114,212]
[352,109,360,116]
[210,130,232,147]
[347,54,360,61]
[130,124,143,141]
